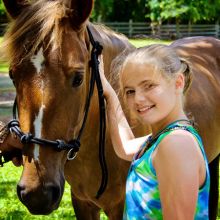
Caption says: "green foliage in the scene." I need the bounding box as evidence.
[91,0,114,21]
[145,0,220,24]
[0,0,219,24]
[0,0,6,16]
[91,0,220,23]
[92,0,147,22]
[182,0,216,23]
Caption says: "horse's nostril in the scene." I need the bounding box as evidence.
[47,185,61,204]
[16,183,62,214]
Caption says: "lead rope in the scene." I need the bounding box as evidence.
[87,27,108,199]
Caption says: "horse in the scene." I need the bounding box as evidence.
[1,0,134,218]
[170,37,220,220]
[1,0,219,219]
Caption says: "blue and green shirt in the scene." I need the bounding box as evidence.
[123,122,210,220]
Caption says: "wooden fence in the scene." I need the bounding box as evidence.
[0,22,219,39]
[104,22,220,39]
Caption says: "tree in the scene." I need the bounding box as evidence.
[92,0,147,22]
[145,0,219,24]
[0,0,6,16]
[91,0,114,21]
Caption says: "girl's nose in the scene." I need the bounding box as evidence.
[134,90,145,104]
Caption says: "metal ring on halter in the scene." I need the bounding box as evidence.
[67,149,78,160]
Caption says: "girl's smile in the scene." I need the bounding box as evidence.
[136,104,155,115]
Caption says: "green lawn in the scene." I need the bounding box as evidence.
[0,62,8,73]
[129,38,171,47]
[0,163,76,220]
[0,38,219,219]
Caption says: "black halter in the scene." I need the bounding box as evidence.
[7,27,107,199]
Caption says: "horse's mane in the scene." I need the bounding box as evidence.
[0,0,130,66]
[92,22,128,42]
[1,0,71,64]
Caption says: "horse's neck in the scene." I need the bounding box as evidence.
[88,23,134,75]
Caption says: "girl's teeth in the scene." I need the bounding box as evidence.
[139,106,151,112]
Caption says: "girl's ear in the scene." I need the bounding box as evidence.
[175,73,185,94]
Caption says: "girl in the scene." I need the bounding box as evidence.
[99,44,210,219]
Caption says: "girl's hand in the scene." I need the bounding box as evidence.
[0,121,23,166]
[0,121,22,151]
[98,55,115,100]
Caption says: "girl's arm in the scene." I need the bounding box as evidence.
[99,56,147,161]
[153,130,206,219]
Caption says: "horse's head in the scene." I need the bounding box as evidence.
[2,0,94,214]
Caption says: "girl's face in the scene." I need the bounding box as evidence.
[121,61,182,127]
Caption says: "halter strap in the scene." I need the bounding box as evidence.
[87,27,108,199]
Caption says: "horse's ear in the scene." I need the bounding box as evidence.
[3,0,29,19]
[68,0,94,28]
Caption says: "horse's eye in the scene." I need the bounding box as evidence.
[9,69,14,80]
[9,69,16,86]
[72,73,84,87]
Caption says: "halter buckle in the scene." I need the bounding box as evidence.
[67,149,78,160]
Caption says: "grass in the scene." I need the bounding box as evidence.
[0,163,76,220]
[129,38,171,47]
[0,38,219,219]
[0,62,8,73]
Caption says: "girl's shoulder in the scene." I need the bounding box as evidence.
[154,128,202,162]
[161,128,198,144]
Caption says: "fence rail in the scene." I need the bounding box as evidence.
[103,22,220,39]
[0,22,219,39]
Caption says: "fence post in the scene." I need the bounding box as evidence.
[176,23,180,39]
[188,21,192,37]
[215,21,219,38]
[129,19,133,38]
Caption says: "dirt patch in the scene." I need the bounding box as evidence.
[0,73,14,123]
[0,91,15,102]
[0,115,12,124]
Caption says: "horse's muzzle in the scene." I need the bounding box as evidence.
[17,182,62,214]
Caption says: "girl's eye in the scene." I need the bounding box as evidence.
[125,90,135,96]
[72,73,84,87]
[145,84,156,90]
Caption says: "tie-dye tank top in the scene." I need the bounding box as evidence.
[123,122,210,220]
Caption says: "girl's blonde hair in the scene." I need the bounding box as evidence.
[119,44,192,94]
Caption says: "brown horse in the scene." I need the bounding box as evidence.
[2,0,133,218]
[1,0,219,219]
[170,37,220,220]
